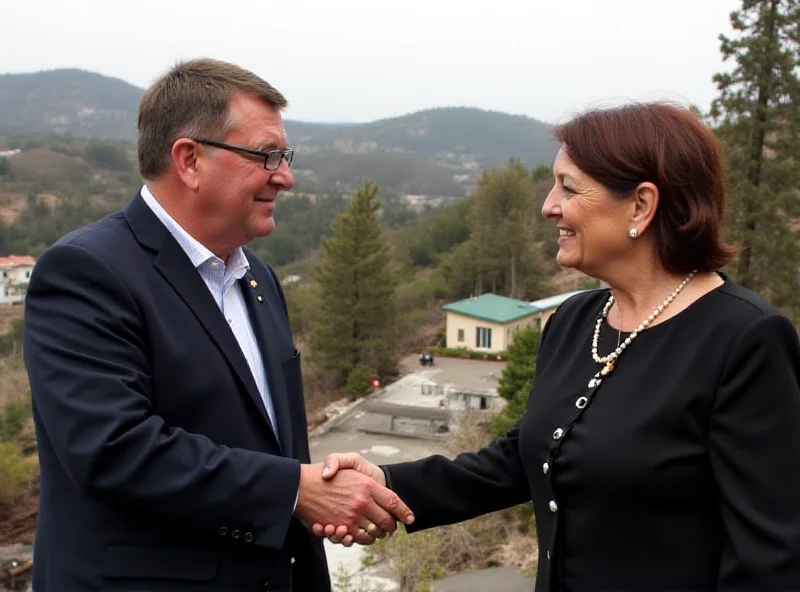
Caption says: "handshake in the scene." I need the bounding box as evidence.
[293,453,409,547]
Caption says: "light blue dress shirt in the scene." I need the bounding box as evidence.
[140,185,279,437]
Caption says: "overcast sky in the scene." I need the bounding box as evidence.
[1,0,740,124]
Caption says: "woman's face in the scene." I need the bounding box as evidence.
[542,147,634,276]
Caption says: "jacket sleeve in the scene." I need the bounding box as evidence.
[710,312,800,589]
[384,423,531,532]
[23,242,300,550]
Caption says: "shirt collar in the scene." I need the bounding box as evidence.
[140,184,250,277]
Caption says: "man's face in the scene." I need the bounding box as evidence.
[195,92,295,255]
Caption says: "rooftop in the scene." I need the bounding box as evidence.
[529,290,588,311]
[0,255,36,268]
[443,290,595,324]
[442,294,538,324]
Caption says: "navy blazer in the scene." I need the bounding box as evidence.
[23,193,330,591]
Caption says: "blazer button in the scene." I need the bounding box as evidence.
[218,526,228,536]
[231,528,241,540]
[542,462,549,474]
[243,532,254,543]
[553,428,564,440]
[549,500,558,513]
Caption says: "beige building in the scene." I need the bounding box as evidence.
[442,291,587,354]
[0,255,36,305]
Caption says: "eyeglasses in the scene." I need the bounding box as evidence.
[193,138,294,171]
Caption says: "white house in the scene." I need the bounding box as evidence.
[0,255,36,305]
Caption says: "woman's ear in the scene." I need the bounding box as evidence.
[630,181,659,234]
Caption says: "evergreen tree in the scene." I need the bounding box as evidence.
[444,159,548,301]
[310,181,399,381]
[492,324,541,436]
[710,0,800,320]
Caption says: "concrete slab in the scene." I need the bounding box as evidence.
[400,354,506,393]
[431,566,535,592]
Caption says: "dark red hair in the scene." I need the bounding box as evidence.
[553,102,737,274]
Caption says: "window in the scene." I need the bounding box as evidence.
[457,329,464,342]
[476,327,492,349]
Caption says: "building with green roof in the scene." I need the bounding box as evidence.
[442,290,587,353]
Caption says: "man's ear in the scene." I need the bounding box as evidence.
[171,138,201,190]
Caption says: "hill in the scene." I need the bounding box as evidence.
[0,69,142,139]
[287,106,556,170]
[0,69,558,196]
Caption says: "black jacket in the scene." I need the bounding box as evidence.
[24,192,329,591]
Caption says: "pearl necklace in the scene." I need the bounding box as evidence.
[587,270,697,388]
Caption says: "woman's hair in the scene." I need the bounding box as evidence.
[553,102,738,273]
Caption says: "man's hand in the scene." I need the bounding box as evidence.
[293,462,413,547]
[311,453,399,546]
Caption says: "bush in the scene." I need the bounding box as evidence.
[347,364,374,399]
[85,141,130,172]
[0,441,35,512]
[423,346,507,361]
[366,510,519,592]
[492,381,532,437]
[0,395,31,443]
[0,317,24,357]
[0,156,13,178]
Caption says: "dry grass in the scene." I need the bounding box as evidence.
[0,306,23,334]
[0,357,27,408]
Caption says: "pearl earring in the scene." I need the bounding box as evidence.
[628,228,638,239]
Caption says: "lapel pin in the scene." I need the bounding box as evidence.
[257,295,264,302]
[249,279,258,288]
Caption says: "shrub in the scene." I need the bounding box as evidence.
[346,364,375,399]
[0,396,31,443]
[85,141,130,172]
[423,346,507,361]
[0,441,35,513]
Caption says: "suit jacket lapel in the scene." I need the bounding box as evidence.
[240,271,294,457]
[123,194,281,451]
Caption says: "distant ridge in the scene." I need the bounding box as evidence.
[0,69,558,195]
[0,69,143,139]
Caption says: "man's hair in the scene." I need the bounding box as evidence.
[137,58,287,179]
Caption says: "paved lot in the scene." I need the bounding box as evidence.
[399,354,506,394]
[431,566,534,591]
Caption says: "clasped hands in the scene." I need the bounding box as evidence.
[294,453,411,547]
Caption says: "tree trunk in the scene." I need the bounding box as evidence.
[737,0,778,288]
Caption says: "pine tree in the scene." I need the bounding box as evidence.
[710,0,800,320]
[310,181,399,381]
[492,325,540,436]
[444,159,548,301]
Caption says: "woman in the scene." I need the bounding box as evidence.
[316,102,800,591]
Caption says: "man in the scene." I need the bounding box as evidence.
[23,58,412,592]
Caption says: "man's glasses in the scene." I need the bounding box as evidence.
[193,138,294,171]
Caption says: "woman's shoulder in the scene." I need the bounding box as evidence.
[713,279,784,319]
[549,288,609,324]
